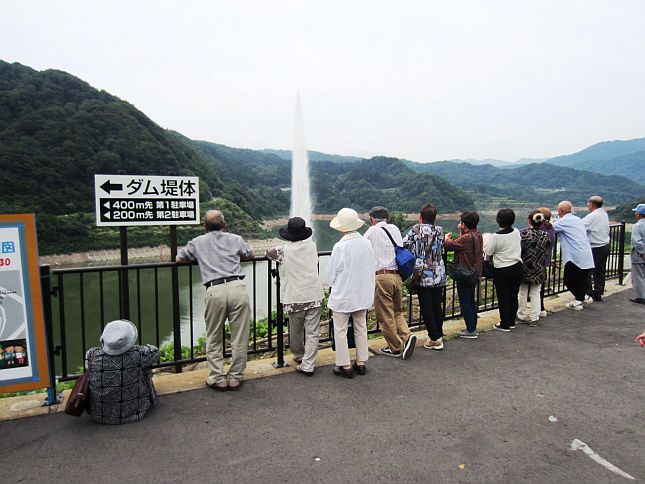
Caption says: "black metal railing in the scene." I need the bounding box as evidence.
[39,222,627,383]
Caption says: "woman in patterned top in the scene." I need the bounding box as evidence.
[403,203,447,350]
[85,320,159,425]
[517,211,551,326]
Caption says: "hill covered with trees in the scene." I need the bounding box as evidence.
[410,161,644,207]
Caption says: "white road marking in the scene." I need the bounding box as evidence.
[570,439,635,480]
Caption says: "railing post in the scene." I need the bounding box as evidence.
[273,266,286,368]
[170,226,182,373]
[40,265,61,405]
[618,221,626,285]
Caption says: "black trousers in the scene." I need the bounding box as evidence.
[587,244,610,300]
[564,261,589,302]
[417,286,444,341]
[493,262,523,329]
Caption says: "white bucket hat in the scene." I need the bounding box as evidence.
[100,319,138,355]
[330,208,365,232]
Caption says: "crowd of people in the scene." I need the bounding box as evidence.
[82,199,645,424]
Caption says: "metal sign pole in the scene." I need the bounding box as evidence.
[170,226,182,373]
[120,226,131,320]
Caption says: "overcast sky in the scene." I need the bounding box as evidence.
[3,1,645,162]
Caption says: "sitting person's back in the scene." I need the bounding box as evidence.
[85,319,159,424]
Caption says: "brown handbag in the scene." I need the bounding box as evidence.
[64,351,96,417]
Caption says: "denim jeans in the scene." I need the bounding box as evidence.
[456,282,477,332]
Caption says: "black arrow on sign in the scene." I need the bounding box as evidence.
[100,180,123,194]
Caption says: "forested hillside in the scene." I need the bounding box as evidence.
[311,157,475,213]
[411,161,644,206]
[0,61,221,215]
[608,197,645,221]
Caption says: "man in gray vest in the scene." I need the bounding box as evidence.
[176,210,254,391]
[582,195,610,301]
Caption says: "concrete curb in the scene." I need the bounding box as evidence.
[0,279,631,421]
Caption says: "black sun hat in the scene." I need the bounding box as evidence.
[279,217,313,241]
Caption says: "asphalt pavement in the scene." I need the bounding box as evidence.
[1,291,644,483]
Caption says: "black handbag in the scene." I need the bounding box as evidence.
[329,313,356,350]
[451,233,479,286]
[482,259,494,279]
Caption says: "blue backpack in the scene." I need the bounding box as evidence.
[381,227,416,281]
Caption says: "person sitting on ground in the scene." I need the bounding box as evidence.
[484,208,523,332]
[517,211,551,326]
[266,217,324,377]
[629,203,645,305]
[553,201,595,311]
[364,206,417,359]
[536,207,556,317]
[403,203,448,350]
[323,208,376,379]
[444,211,483,339]
[85,319,159,425]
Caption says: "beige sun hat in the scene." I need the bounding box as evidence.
[330,208,365,232]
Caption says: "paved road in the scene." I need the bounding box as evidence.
[2,292,645,483]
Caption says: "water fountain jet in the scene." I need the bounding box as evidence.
[290,93,312,229]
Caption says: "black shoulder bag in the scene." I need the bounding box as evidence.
[450,233,479,286]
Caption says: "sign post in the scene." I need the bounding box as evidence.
[0,214,54,397]
[94,174,200,373]
[94,174,200,227]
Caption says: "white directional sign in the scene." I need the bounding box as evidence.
[94,174,200,226]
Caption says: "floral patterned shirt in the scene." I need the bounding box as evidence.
[403,223,447,287]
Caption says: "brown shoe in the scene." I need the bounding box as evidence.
[228,379,244,391]
[423,338,444,350]
[206,380,229,392]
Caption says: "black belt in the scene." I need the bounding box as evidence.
[204,276,245,287]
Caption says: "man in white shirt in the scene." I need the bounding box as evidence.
[582,195,610,301]
[553,201,595,310]
[363,206,417,360]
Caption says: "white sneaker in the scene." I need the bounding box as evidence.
[583,295,594,305]
[539,310,548,318]
[566,301,583,311]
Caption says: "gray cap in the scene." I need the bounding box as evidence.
[369,206,388,220]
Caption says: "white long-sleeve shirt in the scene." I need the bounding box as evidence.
[582,209,610,248]
[553,213,595,269]
[323,232,376,313]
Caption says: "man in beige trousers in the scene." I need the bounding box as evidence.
[176,210,254,391]
[364,206,417,360]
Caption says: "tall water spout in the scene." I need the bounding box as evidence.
[291,94,312,228]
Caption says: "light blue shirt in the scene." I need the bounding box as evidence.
[553,213,594,269]
[631,218,645,265]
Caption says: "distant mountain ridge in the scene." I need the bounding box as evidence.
[409,160,644,207]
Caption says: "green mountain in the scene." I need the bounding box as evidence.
[311,156,475,213]
[0,61,221,216]
[572,150,645,178]
[608,197,645,222]
[410,161,644,207]
[0,61,272,253]
[545,137,645,178]
[261,149,361,164]
[186,141,476,214]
